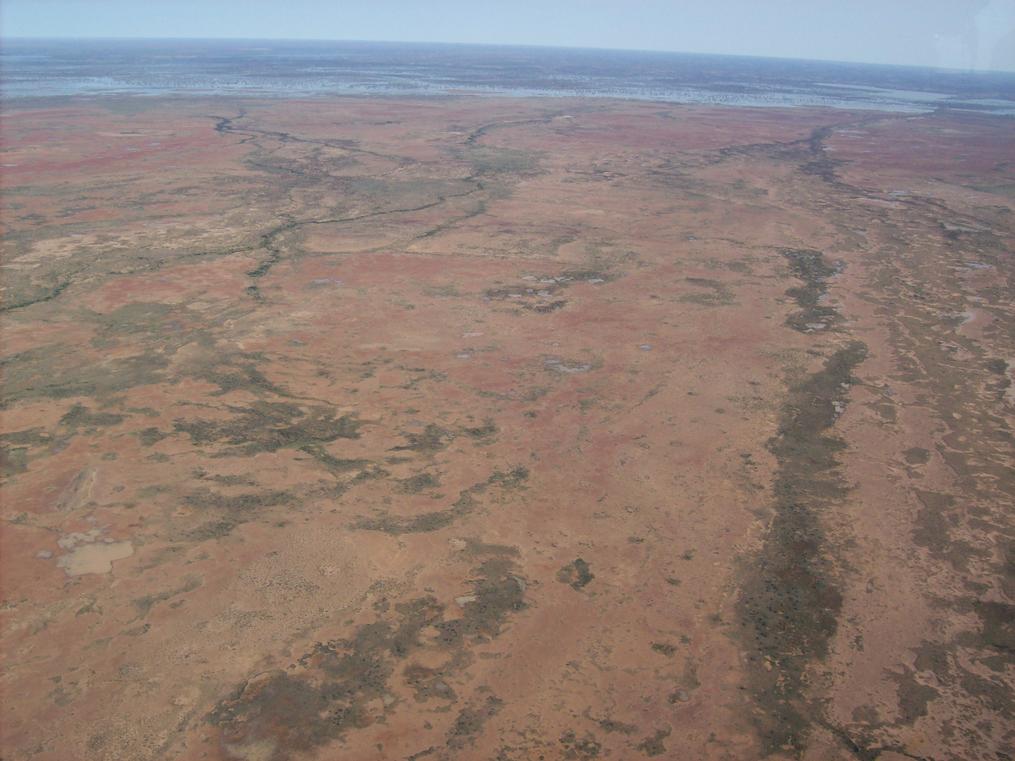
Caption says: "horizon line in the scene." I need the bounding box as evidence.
[4,35,1014,76]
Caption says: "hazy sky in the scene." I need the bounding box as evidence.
[3,0,1015,72]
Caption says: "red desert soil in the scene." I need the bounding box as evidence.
[1,96,1013,761]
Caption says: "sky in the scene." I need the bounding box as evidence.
[3,0,1015,72]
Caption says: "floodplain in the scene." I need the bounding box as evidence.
[2,92,1014,760]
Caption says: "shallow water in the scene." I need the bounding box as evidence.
[4,39,1015,114]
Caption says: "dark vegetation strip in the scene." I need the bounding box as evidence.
[207,546,525,759]
[351,466,529,535]
[223,112,488,295]
[0,279,71,314]
[782,249,841,332]
[737,340,867,755]
[9,108,515,313]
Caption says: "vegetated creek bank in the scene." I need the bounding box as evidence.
[736,247,867,753]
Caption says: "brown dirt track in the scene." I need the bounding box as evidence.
[1,95,1013,761]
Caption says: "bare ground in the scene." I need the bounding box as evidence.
[1,95,1013,761]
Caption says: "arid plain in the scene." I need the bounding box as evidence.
[1,96,1013,761]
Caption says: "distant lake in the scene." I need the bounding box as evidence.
[3,38,1014,114]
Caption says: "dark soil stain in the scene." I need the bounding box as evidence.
[193,470,258,486]
[403,662,458,703]
[59,404,125,430]
[0,427,52,448]
[174,401,360,459]
[392,423,454,455]
[396,472,441,494]
[913,490,980,571]
[736,341,867,755]
[975,600,1015,652]
[353,467,528,534]
[192,352,292,398]
[486,466,529,489]
[557,269,614,284]
[532,299,568,313]
[2,345,168,406]
[782,249,841,332]
[636,728,671,757]
[462,419,498,441]
[0,429,53,477]
[560,729,602,759]
[353,507,461,534]
[593,716,637,735]
[891,668,941,724]
[650,642,677,657]
[557,558,594,590]
[91,301,176,342]
[447,695,504,749]
[208,546,525,760]
[132,576,201,620]
[484,269,613,313]
[0,279,71,314]
[680,277,735,306]
[137,427,167,446]
[180,487,294,541]
[0,445,29,477]
[903,447,930,465]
